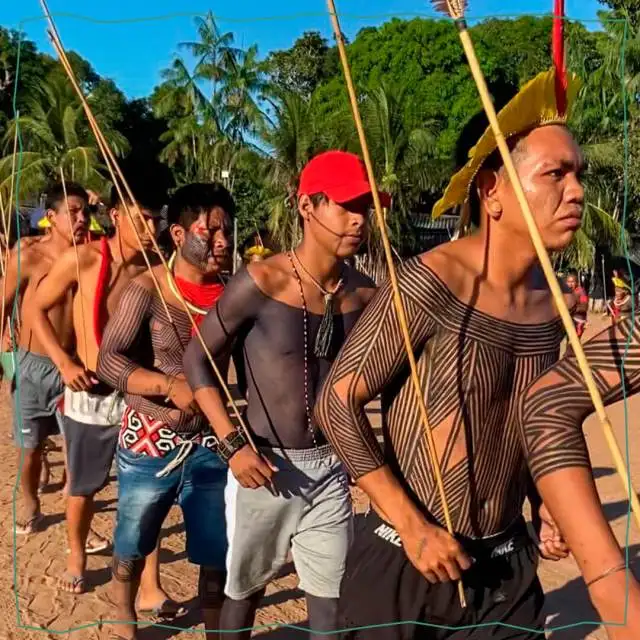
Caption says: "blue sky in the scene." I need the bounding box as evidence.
[2,0,606,99]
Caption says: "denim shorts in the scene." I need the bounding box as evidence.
[114,444,228,569]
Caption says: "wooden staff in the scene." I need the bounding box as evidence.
[39,0,259,456]
[59,167,89,363]
[431,0,640,530]
[326,0,467,608]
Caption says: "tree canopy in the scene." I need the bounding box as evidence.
[0,0,638,269]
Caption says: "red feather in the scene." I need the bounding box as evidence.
[553,0,568,115]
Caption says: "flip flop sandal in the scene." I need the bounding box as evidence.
[66,535,110,555]
[15,512,43,535]
[137,598,187,620]
[58,573,86,594]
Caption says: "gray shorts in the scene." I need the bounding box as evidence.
[62,388,123,497]
[11,349,64,450]
[62,415,119,497]
[224,444,353,600]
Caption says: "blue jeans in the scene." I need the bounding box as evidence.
[114,444,228,569]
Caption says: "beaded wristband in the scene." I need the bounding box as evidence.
[218,430,248,463]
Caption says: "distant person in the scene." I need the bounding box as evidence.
[609,276,633,325]
[565,269,588,338]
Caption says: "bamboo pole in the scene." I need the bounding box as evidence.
[39,0,260,457]
[326,0,467,608]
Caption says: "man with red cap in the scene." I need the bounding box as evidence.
[183,150,388,638]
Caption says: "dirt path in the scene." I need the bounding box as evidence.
[1,313,638,639]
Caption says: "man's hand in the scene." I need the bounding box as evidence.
[60,360,96,392]
[2,325,18,352]
[167,377,200,414]
[534,503,570,561]
[398,518,473,583]
[228,445,278,490]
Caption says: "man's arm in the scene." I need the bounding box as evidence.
[314,262,471,583]
[29,246,95,390]
[183,266,276,487]
[0,241,36,339]
[518,319,640,637]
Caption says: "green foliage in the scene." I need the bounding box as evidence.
[1,11,638,266]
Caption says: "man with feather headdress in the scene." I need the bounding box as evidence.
[315,6,640,638]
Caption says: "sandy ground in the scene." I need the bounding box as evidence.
[0,313,638,639]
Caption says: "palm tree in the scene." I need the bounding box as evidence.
[217,45,267,144]
[258,87,331,249]
[361,83,443,229]
[179,11,243,104]
[562,202,627,270]
[0,73,128,201]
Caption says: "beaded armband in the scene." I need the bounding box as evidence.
[217,430,248,463]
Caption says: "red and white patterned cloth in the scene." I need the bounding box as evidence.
[119,405,219,458]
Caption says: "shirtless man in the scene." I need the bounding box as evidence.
[2,182,88,534]
[183,151,382,639]
[31,182,178,611]
[566,269,589,337]
[97,182,234,639]
[315,116,582,635]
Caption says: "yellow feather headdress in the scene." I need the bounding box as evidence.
[38,214,105,234]
[432,67,582,220]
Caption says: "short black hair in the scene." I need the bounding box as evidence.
[166,182,236,230]
[45,181,88,212]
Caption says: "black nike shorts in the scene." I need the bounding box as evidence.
[338,510,545,639]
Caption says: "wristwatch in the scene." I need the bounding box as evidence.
[217,429,248,463]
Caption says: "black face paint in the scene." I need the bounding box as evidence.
[181,231,211,271]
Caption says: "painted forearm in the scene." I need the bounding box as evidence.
[114,367,170,397]
[519,317,640,482]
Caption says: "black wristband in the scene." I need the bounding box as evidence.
[218,429,248,463]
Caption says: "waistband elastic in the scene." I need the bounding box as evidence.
[370,510,532,561]
[16,348,55,366]
[260,443,335,464]
[460,517,532,561]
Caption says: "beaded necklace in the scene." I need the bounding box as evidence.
[287,252,352,495]
[287,251,345,447]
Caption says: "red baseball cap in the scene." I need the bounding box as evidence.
[298,150,391,208]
